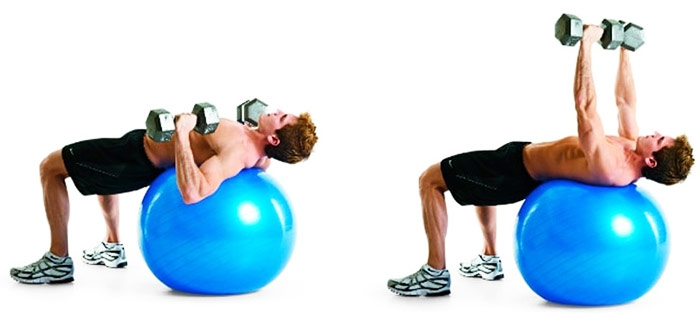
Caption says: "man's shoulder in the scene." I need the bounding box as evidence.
[210,121,246,146]
[210,125,259,165]
[599,144,641,186]
[605,135,636,145]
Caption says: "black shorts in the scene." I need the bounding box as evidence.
[62,129,164,195]
[440,141,541,206]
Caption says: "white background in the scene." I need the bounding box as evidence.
[1,1,698,318]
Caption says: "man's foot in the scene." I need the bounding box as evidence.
[82,241,127,268]
[10,252,74,284]
[387,264,451,296]
[459,254,504,280]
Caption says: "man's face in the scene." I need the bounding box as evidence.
[637,132,675,157]
[258,110,298,135]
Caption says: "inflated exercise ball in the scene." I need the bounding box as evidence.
[515,180,668,306]
[139,168,295,295]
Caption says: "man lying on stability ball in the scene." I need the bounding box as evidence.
[387,24,694,296]
[10,104,317,284]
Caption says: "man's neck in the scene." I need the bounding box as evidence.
[244,126,269,158]
[624,146,647,177]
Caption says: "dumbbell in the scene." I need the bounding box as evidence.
[555,13,645,51]
[146,102,220,142]
[236,98,269,128]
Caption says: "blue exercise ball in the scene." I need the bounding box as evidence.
[139,168,295,295]
[515,180,669,306]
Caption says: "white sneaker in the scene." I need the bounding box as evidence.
[387,264,451,296]
[10,252,74,284]
[82,241,127,268]
[459,254,504,280]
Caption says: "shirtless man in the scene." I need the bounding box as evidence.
[10,106,317,284]
[387,25,694,296]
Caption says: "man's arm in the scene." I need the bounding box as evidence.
[574,25,612,175]
[574,25,605,151]
[173,114,243,204]
[615,48,639,140]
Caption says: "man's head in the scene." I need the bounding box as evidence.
[258,110,317,164]
[638,133,694,185]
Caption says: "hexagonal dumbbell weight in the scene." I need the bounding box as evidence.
[555,13,584,46]
[146,102,220,142]
[622,23,645,51]
[236,98,269,128]
[600,19,626,49]
[146,109,175,142]
[191,102,220,135]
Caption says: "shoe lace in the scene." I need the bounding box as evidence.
[85,242,109,255]
[20,256,50,272]
[406,267,435,284]
[463,255,490,269]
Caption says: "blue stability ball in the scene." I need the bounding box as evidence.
[515,180,669,306]
[139,168,295,295]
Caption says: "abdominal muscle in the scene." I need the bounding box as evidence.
[522,136,608,185]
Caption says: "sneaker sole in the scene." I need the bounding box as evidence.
[458,270,504,281]
[82,257,127,268]
[388,287,451,297]
[11,275,74,284]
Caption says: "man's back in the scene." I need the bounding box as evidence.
[523,136,640,186]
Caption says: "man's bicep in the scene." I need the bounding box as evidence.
[577,113,618,179]
[201,152,245,181]
[196,156,228,196]
[577,108,606,156]
[617,103,639,140]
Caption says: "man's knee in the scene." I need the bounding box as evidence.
[40,150,68,180]
[419,163,447,193]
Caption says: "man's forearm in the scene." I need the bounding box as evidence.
[174,132,208,202]
[615,48,636,107]
[574,43,596,109]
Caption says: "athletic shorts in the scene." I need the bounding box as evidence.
[440,141,541,206]
[61,129,164,195]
